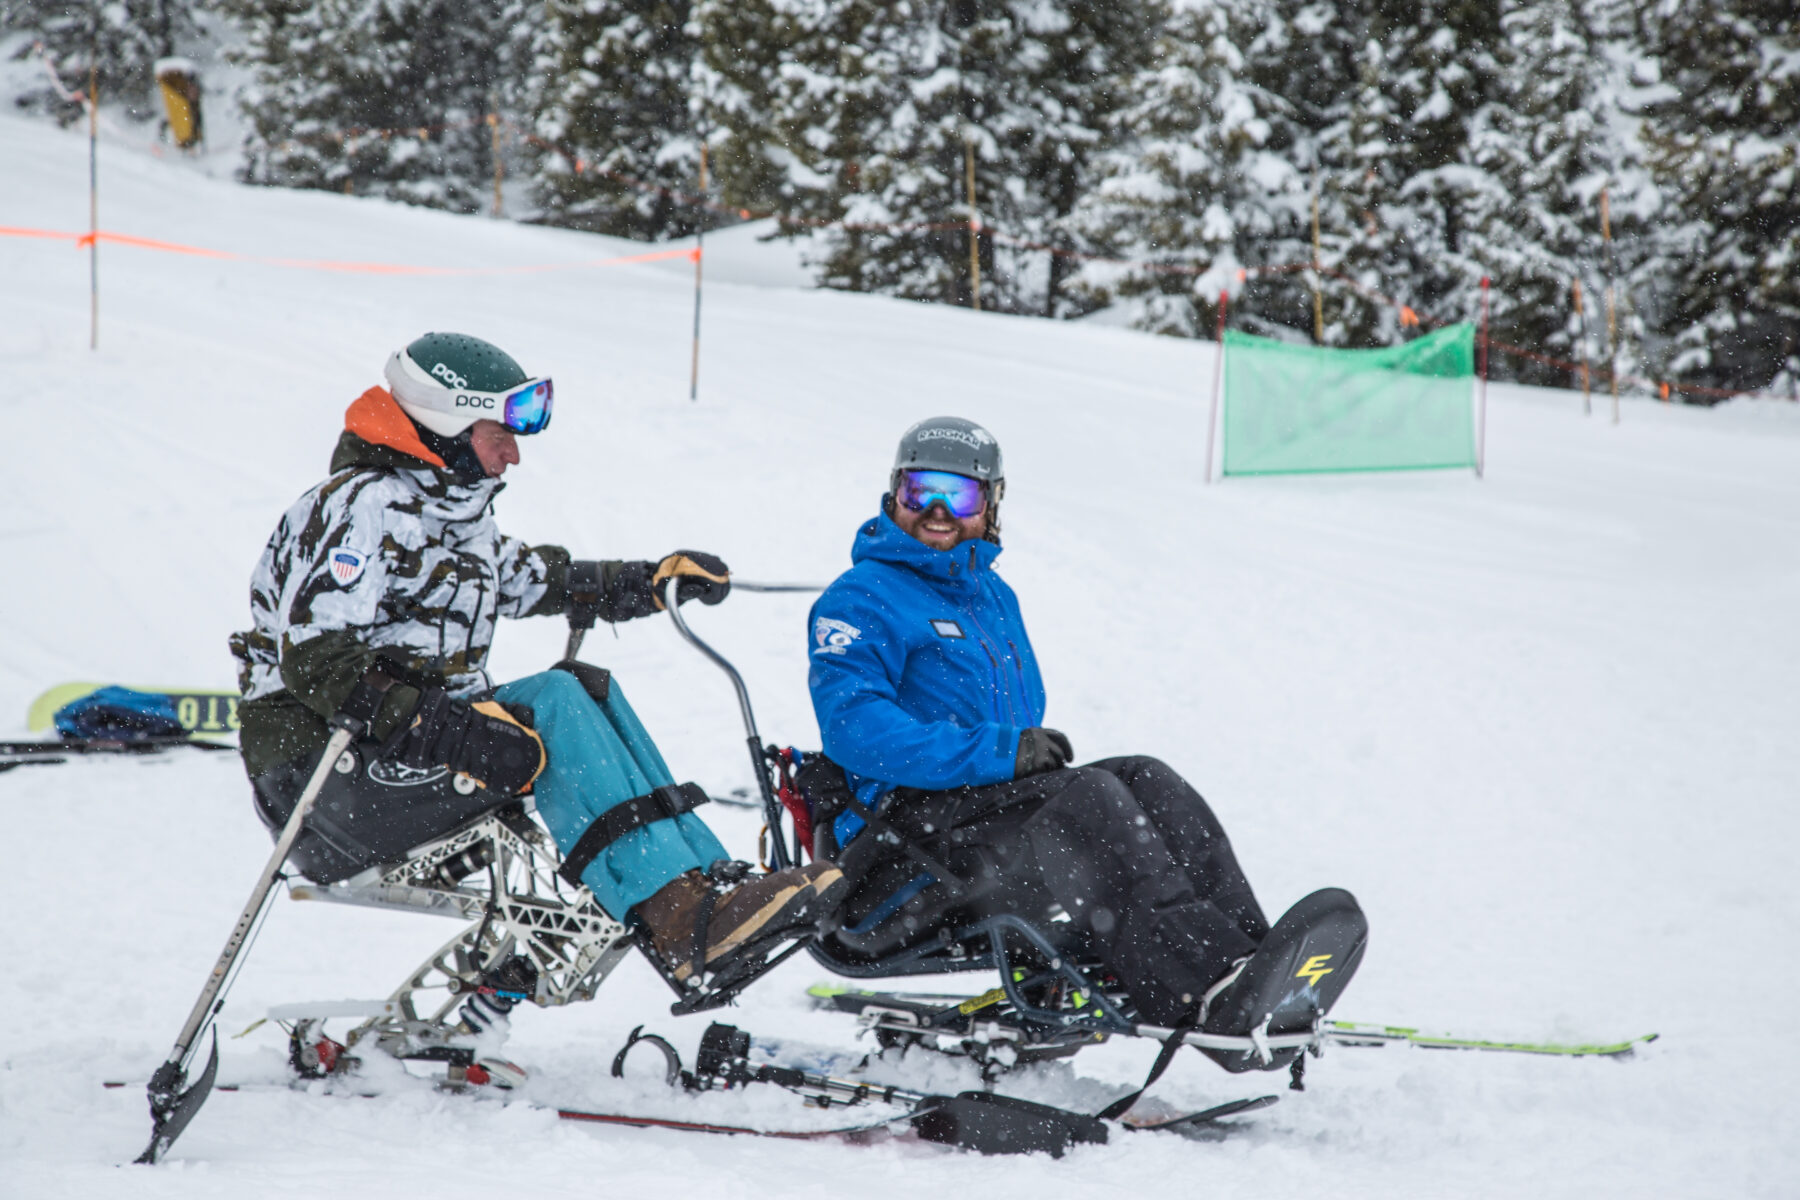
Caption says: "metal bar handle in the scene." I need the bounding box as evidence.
[662,577,761,747]
[661,577,792,869]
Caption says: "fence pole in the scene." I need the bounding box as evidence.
[1602,186,1619,424]
[1477,276,1490,479]
[964,132,981,312]
[689,141,707,402]
[88,5,98,351]
[488,107,503,218]
[1310,181,1324,342]
[1204,290,1227,485]
[1573,278,1591,416]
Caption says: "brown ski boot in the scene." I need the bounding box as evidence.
[636,866,833,982]
[799,860,848,911]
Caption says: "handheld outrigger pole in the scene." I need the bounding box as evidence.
[137,677,391,1164]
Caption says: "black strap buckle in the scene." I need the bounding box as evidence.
[557,782,711,887]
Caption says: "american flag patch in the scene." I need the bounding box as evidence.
[328,548,368,587]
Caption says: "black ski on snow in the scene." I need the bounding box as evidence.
[1121,1094,1281,1132]
[1,736,235,772]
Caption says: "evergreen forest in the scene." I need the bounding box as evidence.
[6,0,1796,395]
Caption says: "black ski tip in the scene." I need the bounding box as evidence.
[911,1091,1108,1157]
[1127,1093,1281,1131]
[135,1032,219,1165]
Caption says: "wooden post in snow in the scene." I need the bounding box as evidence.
[1602,187,1619,425]
[1311,180,1324,343]
[88,3,98,351]
[1573,278,1591,416]
[964,132,981,312]
[689,141,707,402]
[1204,290,1228,484]
[1477,276,1490,479]
[488,108,503,218]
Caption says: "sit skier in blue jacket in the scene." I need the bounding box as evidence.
[807,417,1365,1071]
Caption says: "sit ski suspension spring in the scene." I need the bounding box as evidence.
[460,956,540,1033]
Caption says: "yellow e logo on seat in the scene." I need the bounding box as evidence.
[1296,954,1334,987]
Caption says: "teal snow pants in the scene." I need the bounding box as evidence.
[494,670,728,918]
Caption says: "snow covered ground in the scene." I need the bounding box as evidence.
[4,110,1798,1198]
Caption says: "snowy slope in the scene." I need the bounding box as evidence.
[4,110,1799,1198]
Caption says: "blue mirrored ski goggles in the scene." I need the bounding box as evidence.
[896,469,988,519]
[498,378,554,435]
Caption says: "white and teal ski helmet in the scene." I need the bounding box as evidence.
[383,332,543,438]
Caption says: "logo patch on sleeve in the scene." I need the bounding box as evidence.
[813,616,862,656]
[929,619,966,639]
[328,547,369,587]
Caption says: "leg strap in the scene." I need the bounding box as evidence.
[1097,1012,1198,1120]
[550,659,611,704]
[557,782,710,886]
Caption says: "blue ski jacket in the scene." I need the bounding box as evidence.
[807,508,1046,844]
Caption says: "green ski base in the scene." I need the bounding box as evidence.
[1323,1020,1659,1058]
[808,983,1658,1060]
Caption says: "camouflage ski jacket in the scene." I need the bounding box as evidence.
[231,387,571,776]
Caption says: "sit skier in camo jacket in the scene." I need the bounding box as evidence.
[232,332,841,987]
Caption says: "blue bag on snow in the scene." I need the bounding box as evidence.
[54,686,188,741]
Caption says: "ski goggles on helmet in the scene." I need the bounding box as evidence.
[385,350,555,436]
[896,469,988,519]
[495,378,554,435]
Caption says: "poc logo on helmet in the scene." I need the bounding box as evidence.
[430,361,470,389]
[454,393,496,409]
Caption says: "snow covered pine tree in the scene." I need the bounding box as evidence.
[226,0,530,212]
[704,0,1156,315]
[1639,0,1800,394]
[1068,0,1303,337]
[1463,0,1637,387]
[5,0,204,123]
[525,0,704,239]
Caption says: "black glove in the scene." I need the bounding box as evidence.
[567,552,731,625]
[383,688,546,796]
[651,550,731,608]
[1014,727,1073,779]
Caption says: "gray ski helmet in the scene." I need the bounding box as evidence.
[892,416,1004,486]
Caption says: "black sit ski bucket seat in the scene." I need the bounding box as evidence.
[793,753,1089,978]
[251,739,520,884]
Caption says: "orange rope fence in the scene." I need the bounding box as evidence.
[522,124,1757,402]
[15,53,1768,403]
[0,225,696,276]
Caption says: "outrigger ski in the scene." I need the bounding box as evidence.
[809,984,1658,1061]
